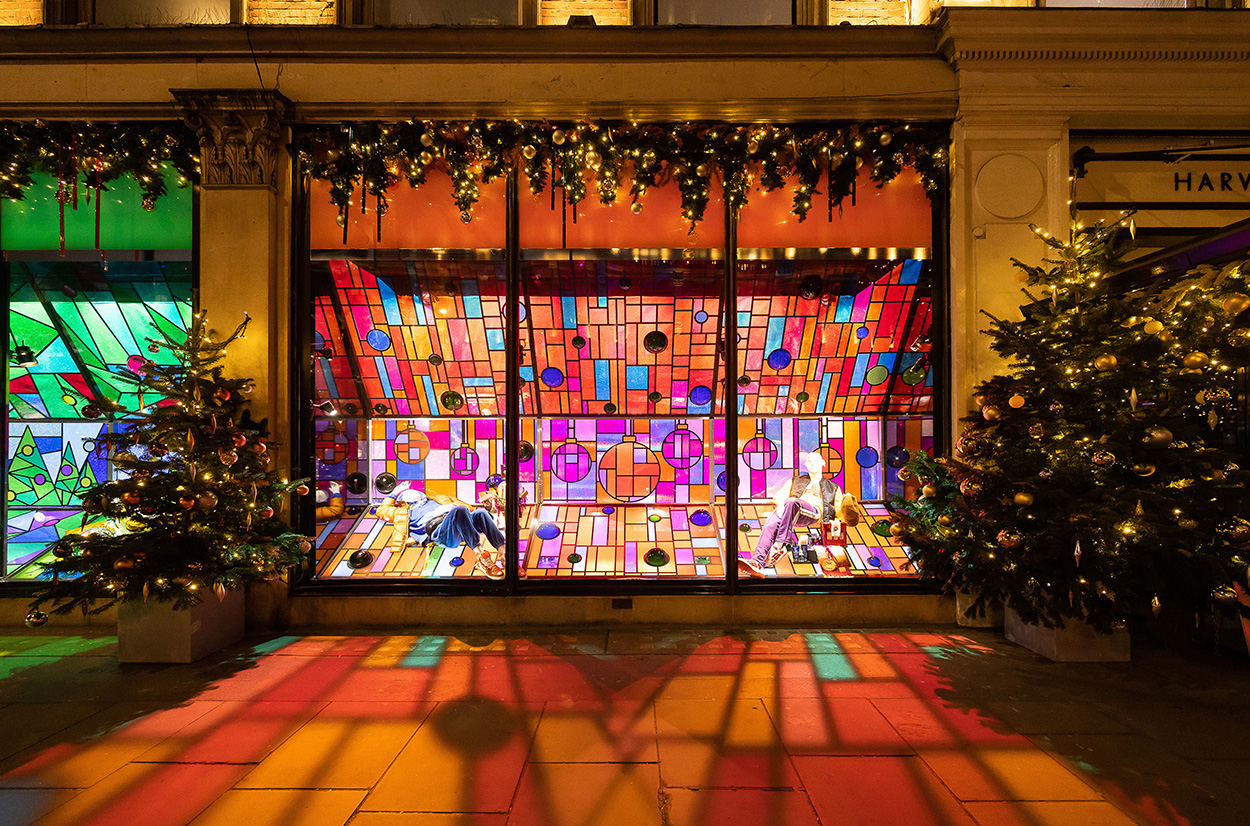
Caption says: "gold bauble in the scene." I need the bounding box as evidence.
[1157,329,1175,343]
[1182,351,1210,369]
[922,484,939,498]
[1228,328,1250,348]
[1222,294,1250,315]
[889,523,905,537]
[1212,585,1238,607]
[113,557,135,570]
[982,405,1002,422]
[1143,320,1164,335]
[1132,463,1157,477]
[1013,491,1034,506]
[1178,517,1199,531]
[937,514,955,527]
[1008,394,1026,409]
[1093,354,1118,371]
[1141,426,1173,448]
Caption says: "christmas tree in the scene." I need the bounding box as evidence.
[890,217,1250,632]
[29,313,311,616]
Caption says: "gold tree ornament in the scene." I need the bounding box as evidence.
[1093,354,1118,371]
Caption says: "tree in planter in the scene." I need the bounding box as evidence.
[29,313,311,617]
[888,217,1250,633]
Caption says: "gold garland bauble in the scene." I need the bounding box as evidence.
[1182,351,1210,369]
[1093,354,1118,371]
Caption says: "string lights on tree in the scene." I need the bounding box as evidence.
[28,313,312,618]
[888,216,1250,632]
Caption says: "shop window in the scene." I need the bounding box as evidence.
[517,182,727,578]
[827,0,911,26]
[301,121,942,585]
[656,0,792,25]
[3,169,193,580]
[245,0,336,24]
[310,172,515,580]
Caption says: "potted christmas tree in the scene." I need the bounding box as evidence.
[27,313,311,662]
[889,217,1250,660]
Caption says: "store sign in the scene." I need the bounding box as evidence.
[1077,157,1250,204]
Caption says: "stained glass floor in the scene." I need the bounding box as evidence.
[316,502,915,580]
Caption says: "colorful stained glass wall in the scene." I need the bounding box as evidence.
[4,262,193,577]
[520,261,724,416]
[734,259,933,416]
[313,259,507,418]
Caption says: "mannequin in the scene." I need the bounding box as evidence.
[739,452,842,578]
[375,482,508,579]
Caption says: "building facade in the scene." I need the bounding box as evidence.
[3,5,1250,627]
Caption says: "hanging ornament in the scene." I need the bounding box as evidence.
[197,491,219,510]
[1157,329,1175,343]
[1038,468,1053,479]
[1141,426,1173,448]
[1093,354,1118,371]
[1201,386,1232,406]
[296,484,311,496]
[959,478,983,497]
[630,201,643,215]
[1222,294,1250,315]
[120,491,141,505]
[1182,351,1210,369]
[1178,516,1198,531]
[551,129,566,145]
[214,387,231,403]
[233,433,248,447]
[1131,463,1156,477]
[1073,541,1082,567]
[460,211,472,224]
[996,529,1022,549]
[1049,402,1064,415]
[1135,499,1145,516]
[259,507,274,519]
[1007,394,1025,409]
[1013,491,1034,506]
[25,610,49,629]
[82,405,102,419]
[937,514,955,527]
[214,582,227,602]
[113,557,135,570]
[921,484,939,498]
[982,405,1001,422]
[420,131,434,148]
[1209,410,1220,430]
[1143,319,1164,335]
[1151,595,1161,616]
[1129,388,1138,411]
[1091,450,1115,467]
[1212,585,1238,607]
[1029,423,1044,440]
[1228,329,1250,348]
[220,450,239,466]
[521,144,537,160]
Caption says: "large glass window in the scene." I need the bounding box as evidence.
[302,121,943,587]
[309,172,514,580]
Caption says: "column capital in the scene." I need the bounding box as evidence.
[172,89,293,188]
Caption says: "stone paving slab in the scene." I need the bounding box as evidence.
[0,626,1245,826]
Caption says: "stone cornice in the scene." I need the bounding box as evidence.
[938,9,1250,67]
[0,24,940,63]
[174,89,292,188]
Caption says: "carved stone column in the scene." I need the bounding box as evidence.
[174,89,295,630]
[173,90,291,188]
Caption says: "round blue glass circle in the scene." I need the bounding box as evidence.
[867,556,883,568]
[689,385,713,406]
[695,310,709,324]
[536,523,561,540]
[540,367,565,388]
[602,506,615,515]
[717,471,727,492]
[366,329,392,352]
[767,349,792,370]
[856,446,880,468]
[450,556,464,567]
[690,509,712,527]
[856,326,870,340]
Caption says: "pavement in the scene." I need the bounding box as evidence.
[0,625,1246,826]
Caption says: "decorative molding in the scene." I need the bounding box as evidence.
[938,9,1250,68]
[172,89,292,188]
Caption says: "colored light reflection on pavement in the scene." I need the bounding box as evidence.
[0,628,1235,826]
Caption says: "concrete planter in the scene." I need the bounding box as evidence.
[955,589,1004,628]
[117,588,245,663]
[1004,604,1130,662]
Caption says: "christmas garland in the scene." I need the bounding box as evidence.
[0,120,199,205]
[292,120,947,233]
